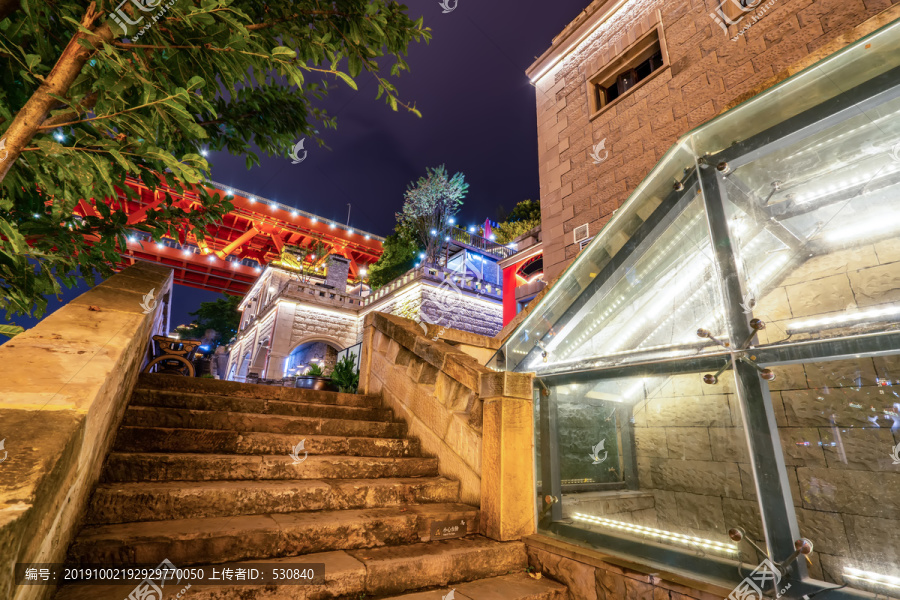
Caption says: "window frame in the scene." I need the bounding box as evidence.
[587,24,670,121]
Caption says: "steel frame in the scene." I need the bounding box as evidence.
[524,48,900,600]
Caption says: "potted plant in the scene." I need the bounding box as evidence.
[294,362,339,391]
[330,353,360,393]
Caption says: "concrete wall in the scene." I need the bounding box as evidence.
[0,263,173,600]
[359,312,536,541]
[533,0,900,281]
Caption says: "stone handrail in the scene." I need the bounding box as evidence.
[358,312,535,541]
[0,263,173,600]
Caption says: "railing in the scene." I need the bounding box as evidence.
[337,342,362,372]
[448,227,515,259]
[203,180,385,242]
[360,265,503,307]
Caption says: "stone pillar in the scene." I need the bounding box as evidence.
[265,302,296,379]
[358,313,376,394]
[480,372,536,541]
[325,254,351,292]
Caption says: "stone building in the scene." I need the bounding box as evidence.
[487,1,900,599]
[226,241,507,381]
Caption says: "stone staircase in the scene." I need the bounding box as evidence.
[55,374,566,600]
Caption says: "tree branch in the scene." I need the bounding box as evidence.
[0,2,115,184]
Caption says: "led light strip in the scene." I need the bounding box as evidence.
[844,567,900,590]
[786,304,900,333]
[573,513,738,554]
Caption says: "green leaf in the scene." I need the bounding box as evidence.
[334,71,358,90]
[0,324,25,339]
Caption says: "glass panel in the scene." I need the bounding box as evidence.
[721,94,900,345]
[530,195,726,373]
[537,369,765,564]
[503,140,704,373]
[767,355,900,596]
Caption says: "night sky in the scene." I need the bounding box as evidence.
[11,0,589,332]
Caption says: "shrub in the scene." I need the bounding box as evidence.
[331,354,360,394]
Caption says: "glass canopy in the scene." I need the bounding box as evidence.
[502,18,900,600]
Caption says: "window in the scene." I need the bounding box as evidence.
[587,25,668,119]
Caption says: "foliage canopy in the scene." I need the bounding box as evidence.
[177,293,242,345]
[397,165,467,265]
[0,0,430,320]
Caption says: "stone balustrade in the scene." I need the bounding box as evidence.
[0,263,173,600]
[358,312,535,541]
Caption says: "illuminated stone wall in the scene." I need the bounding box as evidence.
[533,0,900,282]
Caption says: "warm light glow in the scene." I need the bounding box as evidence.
[291,211,298,217]
[572,513,738,554]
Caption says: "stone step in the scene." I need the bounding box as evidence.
[373,573,568,600]
[86,477,461,524]
[55,539,542,600]
[113,427,420,457]
[136,373,381,407]
[66,504,480,566]
[101,452,440,483]
[123,405,407,438]
[130,388,394,421]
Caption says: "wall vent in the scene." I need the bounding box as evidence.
[573,223,590,244]
[579,236,594,250]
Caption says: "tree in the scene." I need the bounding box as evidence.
[397,165,468,265]
[367,224,418,289]
[0,0,430,320]
[494,199,540,244]
[178,293,242,345]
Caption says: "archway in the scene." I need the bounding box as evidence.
[284,338,342,377]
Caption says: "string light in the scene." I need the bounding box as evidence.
[572,514,738,555]
[844,567,900,590]
[786,304,900,333]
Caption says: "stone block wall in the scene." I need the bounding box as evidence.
[419,286,504,338]
[0,263,173,600]
[526,536,731,600]
[767,355,900,585]
[753,238,900,345]
[558,371,762,564]
[534,0,900,281]
[288,308,359,351]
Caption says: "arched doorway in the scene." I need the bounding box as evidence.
[284,339,341,377]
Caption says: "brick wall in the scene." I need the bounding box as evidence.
[534,0,900,281]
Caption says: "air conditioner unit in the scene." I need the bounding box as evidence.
[573,223,590,244]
